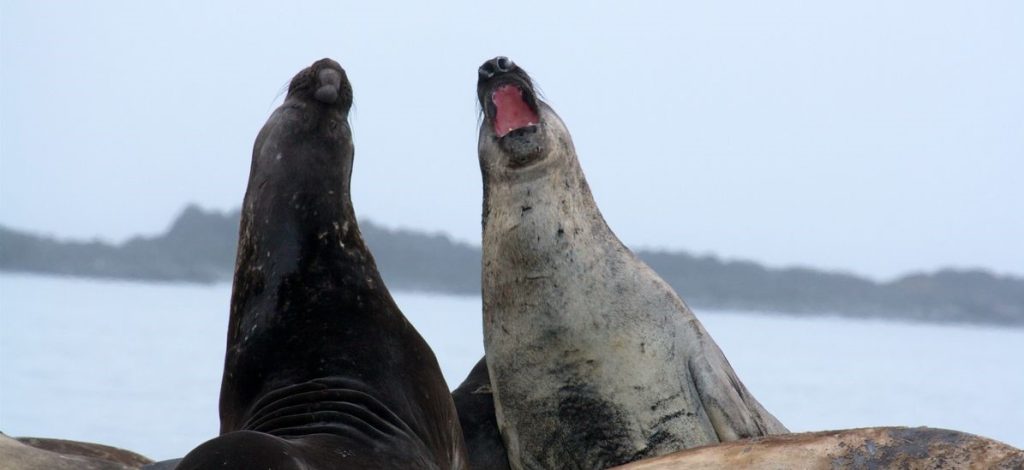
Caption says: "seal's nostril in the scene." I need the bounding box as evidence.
[495,56,513,72]
[481,57,515,79]
[479,62,496,79]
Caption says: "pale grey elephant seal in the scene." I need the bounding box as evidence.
[177,58,467,469]
[476,56,788,469]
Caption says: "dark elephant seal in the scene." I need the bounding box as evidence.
[452,358,510,470]
[476,56,788,469]
[177,58,467,469]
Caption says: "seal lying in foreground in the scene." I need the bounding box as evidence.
[177,58,467,469]
[612,427,1024,470]
[5,428,1020,470]
[0,433,152,470]
[475,56,788,469]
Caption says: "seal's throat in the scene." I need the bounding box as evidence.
[492,84,539,137]
[241,378,420,440]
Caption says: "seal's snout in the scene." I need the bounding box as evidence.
[479,56,515,79]
[287,59,352,110]
[314,68,342,104]
[477,56,540,140]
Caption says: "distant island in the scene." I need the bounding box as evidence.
[2,205,1021,326]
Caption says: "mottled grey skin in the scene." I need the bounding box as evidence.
[613,427,1024,470]
[477,57,787,470]
[0,434,152,470]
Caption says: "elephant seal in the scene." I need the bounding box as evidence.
[612,427,1024,469]
[452,358,511,470]
[0,433,152,470]
[177,58,467,469]
[476,56,788,469]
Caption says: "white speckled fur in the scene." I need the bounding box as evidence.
[480,103,788,470]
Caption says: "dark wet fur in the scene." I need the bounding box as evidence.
[178,58,466,470]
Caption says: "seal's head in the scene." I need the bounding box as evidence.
[260,58,355,170]
[478,57,575,178]
[248,58,356,209]
[286,58,353,112]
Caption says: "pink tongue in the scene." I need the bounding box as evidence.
[492,84,539,137]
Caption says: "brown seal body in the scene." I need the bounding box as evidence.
[476,56,787,469]
[177,58,467,470]
[613,427,1024,470]
[0,433,152,470]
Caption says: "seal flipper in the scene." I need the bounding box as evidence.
[688,344,789,441]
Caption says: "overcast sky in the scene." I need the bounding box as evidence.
[2,1,1021,281]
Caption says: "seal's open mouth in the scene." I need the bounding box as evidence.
[492,84,539,138]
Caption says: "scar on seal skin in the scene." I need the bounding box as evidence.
[475,56,787,469]
[176,58,467,470]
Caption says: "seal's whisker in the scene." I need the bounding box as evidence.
[266,80,290,113]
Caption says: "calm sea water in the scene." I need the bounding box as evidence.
[1,273,1021,460]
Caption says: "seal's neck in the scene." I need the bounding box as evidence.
[482,149,615,275]
[234,102,368,294]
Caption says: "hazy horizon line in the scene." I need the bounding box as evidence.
[2,202,1020,284]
